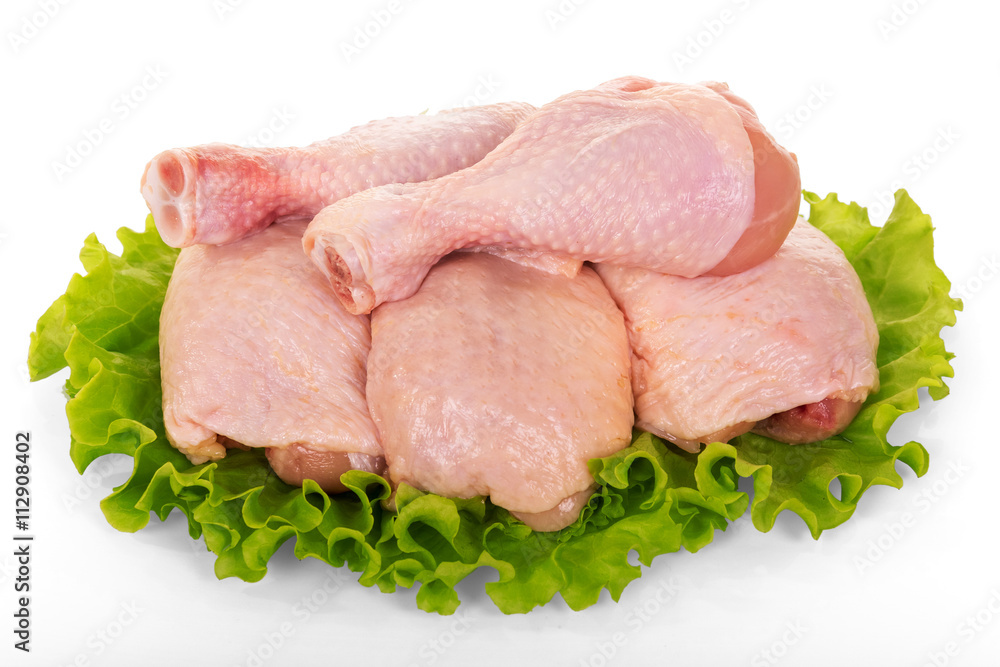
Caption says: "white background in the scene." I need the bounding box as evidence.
[2,0,997,665]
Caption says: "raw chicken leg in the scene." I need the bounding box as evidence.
[304,76,800,315]
[141,102,536,247]
[366,252,634,532]
[595,219,879,452]
[160,219,383,492]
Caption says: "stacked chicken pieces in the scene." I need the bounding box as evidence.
[148,76,878,532]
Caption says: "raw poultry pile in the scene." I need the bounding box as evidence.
[147,76,879,532]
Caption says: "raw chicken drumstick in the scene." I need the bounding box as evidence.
[141,102,536,247]
[366,252,634,532]
[159,219,383,493]
[304,76,800,315]
[595,219,879,452]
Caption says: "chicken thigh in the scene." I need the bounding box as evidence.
[595,219,879,451]
[160,219,383,492]
[366,252,634,531]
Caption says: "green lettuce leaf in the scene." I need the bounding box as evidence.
[712,190,960,537]
[27,192,958,613]
[28,219,178,472]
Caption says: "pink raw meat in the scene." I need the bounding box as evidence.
[141,102,536,248]
[160,219,383,492]
[304,76,800,315]
[595,218,879,452]
[366,252,634,532]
